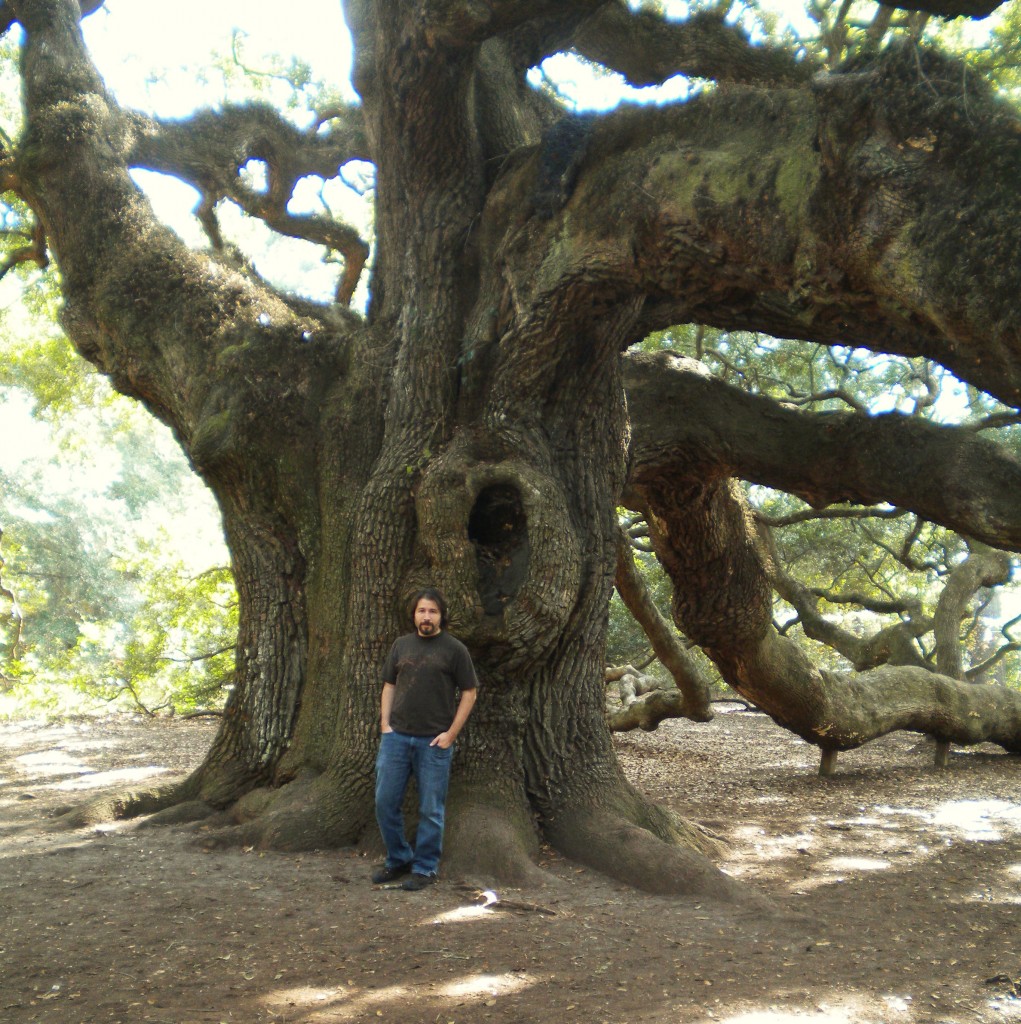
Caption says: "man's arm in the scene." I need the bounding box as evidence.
[430,687,477,749]
[380,681,396,733]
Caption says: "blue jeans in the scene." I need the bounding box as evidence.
[375,730,453,876]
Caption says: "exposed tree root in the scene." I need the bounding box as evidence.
[48,779,194,830]
[546,805,743,899]
[45,743,750,901]
[136,799,221,828]
[444,790,549,887]
[226,772,377,852]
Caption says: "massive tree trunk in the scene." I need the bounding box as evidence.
[6,0,1021,895]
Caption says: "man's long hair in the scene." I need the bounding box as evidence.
[409,587,449,629]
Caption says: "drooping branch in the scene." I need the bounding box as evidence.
[623,352,1021,552]
[769,551,933,672]
[630,469,1021,753]
[612,529,713,722]
[125,104,370,305]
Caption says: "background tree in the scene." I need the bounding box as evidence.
[0,309,235,715]
[2,0,1021,897]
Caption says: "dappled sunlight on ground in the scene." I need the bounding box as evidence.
[816,855,892,872]
[715,998,895,1024]
[13,747,93,776]
[3,720,185,794]
[930,798,1021,840]
[439,970,538,998]
[260,961,538,1020]
[3,713,1021,1023]
[51,765,170,789]
[429,902,496,923]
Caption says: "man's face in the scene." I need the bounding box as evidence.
[414,599,442,637]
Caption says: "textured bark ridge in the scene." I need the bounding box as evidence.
[7,0,1021,895]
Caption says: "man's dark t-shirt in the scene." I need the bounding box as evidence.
[382,631,478,736]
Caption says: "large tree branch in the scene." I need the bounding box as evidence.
[126,104,370,305]
[569,4,812,87]
[623,352,1021,552]
[877,0,1007,17]
[613,529,713,722]
[427,2,811,88]
[482,45,1021,409]
[631,470,1021,753]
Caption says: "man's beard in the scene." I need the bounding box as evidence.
[418,623,436,636]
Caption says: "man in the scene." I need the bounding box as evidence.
[373,587,478,891]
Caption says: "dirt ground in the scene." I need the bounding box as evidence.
[2,707,1020,1024]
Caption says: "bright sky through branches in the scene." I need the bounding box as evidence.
[83,0,354,116]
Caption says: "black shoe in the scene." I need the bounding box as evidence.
[371,862,412,884]
[401,872,437,891]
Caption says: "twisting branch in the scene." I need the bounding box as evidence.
[899,516,926,568]
[967,641,1021,681]
[1003,612,1021,642]
[612,528,713,723]
[908,362,939,414]
[933,542,1012,679]
[124,104,371,305]
[968,612,1021,681]
[768,544,932,672]
[807,588,919,616]
[778,388,867,412]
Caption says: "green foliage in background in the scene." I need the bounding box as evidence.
[0,279,235,719]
